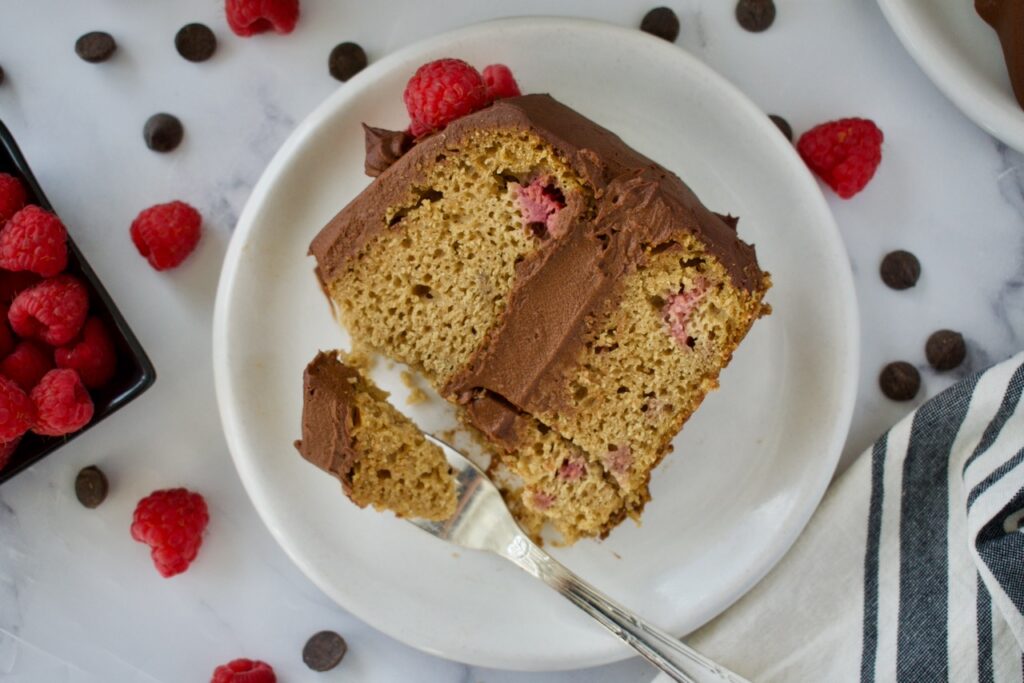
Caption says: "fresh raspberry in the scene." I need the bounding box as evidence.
[0,174,27,224]
[0,270,40,305]
[482,64,521,101]
[0,375,34,442]
[9,275,88,346]
[0,205,69,277]
[30,368,93,436]
[404,59,489,138]
[130,201,202,271]
[211,658,277,683]
[131,488,209,578]
[0,436,21,472]
[2,341,53,391]
[225,0,299,37]
[55,317,116,389]
[797,117,884,199]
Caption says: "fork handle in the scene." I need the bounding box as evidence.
[501,534,750,683]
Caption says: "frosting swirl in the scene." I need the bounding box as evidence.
[363,124,413,177]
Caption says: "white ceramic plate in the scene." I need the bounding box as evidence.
[878,0,1024,152]
[213,17,857,671]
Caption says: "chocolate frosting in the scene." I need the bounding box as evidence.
[308,95,768,450]
[977,0,1024,109]
[445,214,621,414]
[294,351,376,493]
[363,124,413,177]
[310,94,763,292]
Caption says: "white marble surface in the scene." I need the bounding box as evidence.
[0,1,1022,681]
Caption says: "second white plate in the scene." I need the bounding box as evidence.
[878,0,1024,152]
[213,17,858,671]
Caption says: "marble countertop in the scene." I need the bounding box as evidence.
[1,0,1022,681]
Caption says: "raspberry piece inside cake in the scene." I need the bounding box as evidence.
[513,177,567,239]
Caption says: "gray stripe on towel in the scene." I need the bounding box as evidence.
[978,574,994,683]
[896,373,981,682]
[860,434,888,683]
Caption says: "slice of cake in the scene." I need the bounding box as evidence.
[305,88,770,543]
[295,351,456,521]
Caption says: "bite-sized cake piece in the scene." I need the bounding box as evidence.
[307,93,770,542]
[295,352,456,521]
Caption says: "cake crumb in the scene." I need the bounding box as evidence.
[342,345,377,371]
[407,388,428,405]
[400,370,430,405]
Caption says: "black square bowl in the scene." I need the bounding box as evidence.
[0,119,156,484]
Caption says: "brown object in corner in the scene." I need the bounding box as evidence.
[977,0,1024,109]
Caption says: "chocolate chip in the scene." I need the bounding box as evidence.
[640,7,681,42]
[926,330,966,371]
[329,42,368,82]
[735,0,776,32]
[768,114,792,141]
[880,250,920,290]
[75,466,108,508]
[879,361,920,401]
[303,630,348,672]
[75,31,117,63]
[175,23,217,63]
[144,113,183,152]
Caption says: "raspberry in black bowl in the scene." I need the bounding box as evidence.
[0,119,155,485]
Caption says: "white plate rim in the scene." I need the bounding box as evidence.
[877,0,1024,153]
[212,16,860,670]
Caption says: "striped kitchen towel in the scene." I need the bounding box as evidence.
[668,352,1024,682]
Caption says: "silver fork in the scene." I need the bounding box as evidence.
[413,434,751,683]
